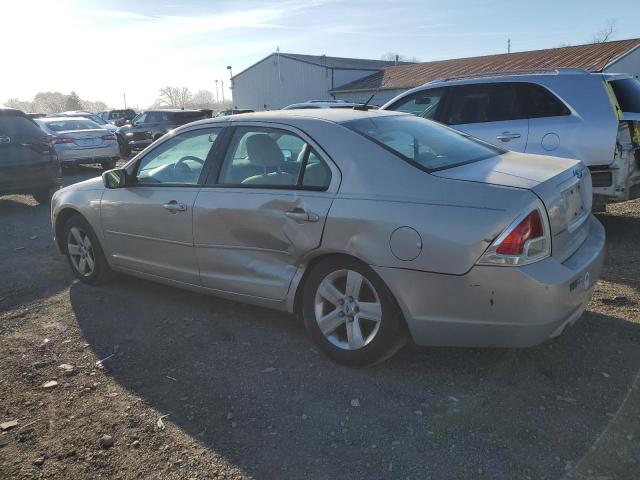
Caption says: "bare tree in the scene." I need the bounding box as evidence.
[32,92,69,113]
[592,19,616,43]
[4,93,110,113]
[380,52,420,64]
[80,99,108,113]
[5,98,34,112]
[65,91,82,111]
[189,89,216,109]
[156,86,193,108]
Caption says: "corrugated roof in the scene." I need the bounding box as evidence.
[279,53,409,70]
[331,38,640,93]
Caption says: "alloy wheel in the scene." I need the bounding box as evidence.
[67,227,96,277]
[314,269,382,350]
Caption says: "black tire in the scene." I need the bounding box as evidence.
[101,159,117,170]
[62,215,115,285]
[302,256,407,366]
[32,186,59,205]
[118,136,131,156]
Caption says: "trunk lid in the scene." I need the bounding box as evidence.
[433,151,592,262]
[57,129,109,148]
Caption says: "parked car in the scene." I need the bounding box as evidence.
[0,107,60,204]
[54,111,118,134]
[116,109,208,156]
[98,109,136,127]
[36,117,119,170]
[381,69,640,208]
[215,108,254,117]
[283,99,368,110]
[51,109,604,365]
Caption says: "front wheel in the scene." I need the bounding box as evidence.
[63,215,115,284]
[32,186,59,205]
[302,256,407,366]
[117,136,131,156]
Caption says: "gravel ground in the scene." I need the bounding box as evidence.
[1,165,639,480]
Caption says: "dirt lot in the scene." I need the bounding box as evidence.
[1,165,639,480]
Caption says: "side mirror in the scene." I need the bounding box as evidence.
[102,168,128,189]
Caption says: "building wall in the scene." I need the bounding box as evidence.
[331,89,407,106]
[231,55,386,110]
[605,47,640,79]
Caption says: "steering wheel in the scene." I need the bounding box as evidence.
[174,155,205,175]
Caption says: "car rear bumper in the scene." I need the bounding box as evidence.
[0,164,62,195]
[374,215,605,348]
[56,143,120,164]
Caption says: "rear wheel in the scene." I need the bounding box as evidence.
[302,256,407,366]
[32,186,59,205]
[63,215,114,284]
[101,159,117,170]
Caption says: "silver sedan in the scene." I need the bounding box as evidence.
[51,109,605,365]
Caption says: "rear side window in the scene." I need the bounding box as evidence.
[443,83,523,125]
[517,83,570,118]
[610,78,640,113]
[0,115,45,140]
[345,115,503,172]
[386,88,445,119]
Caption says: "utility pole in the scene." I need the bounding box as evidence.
[507,38,511,54]
[221,80,225,102]
[227,65,233,88]
[214,80,219,102]
[123,92,127,108]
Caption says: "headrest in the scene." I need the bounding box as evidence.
[246,134,284,168]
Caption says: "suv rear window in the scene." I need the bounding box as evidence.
[344,115,502,172]
[0,115,45,140]
[610,78,640,113]
[518,83,570,118]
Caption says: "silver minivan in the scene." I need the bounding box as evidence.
[381,69,640,207]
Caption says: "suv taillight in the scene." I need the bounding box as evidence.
[477,202,551,266]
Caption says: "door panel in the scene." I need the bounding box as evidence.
[193,189,333,299]
[101,188,200,283]
[454,119,529,152]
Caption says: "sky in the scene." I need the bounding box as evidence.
[1,0,639,109]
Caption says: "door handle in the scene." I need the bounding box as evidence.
[163,200,187,213]
[285,208,319,222]
[496,132,521,141]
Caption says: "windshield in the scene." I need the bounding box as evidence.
[43,119,101,132]
[87,114,107,125]
[344,114,503,171]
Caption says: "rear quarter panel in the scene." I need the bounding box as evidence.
[297,119,537,275]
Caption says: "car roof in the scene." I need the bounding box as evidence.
[191,108,405,127]
[38,116,94,122]
[0,107,26,116]
[146,109,202,113]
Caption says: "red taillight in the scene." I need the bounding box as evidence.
[496,210,544,256]
[102,134,116,141]
[53,137,75,144]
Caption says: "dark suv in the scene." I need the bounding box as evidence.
[116,109,208,155]
[0,108,61,204]
[98,109,137,127]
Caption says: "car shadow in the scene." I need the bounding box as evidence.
[596,211,640,294]
[0,197,73,312]
[70,275,640,480]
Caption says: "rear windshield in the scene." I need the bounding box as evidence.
[0,115,44,140]
[610,78,640,113]
[344,114,503,171]
[43,119,100,131]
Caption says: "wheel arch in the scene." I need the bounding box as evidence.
[54,207,83,253]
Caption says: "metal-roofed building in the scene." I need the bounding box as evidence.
[330,38,640,105]
[230,52,410,110]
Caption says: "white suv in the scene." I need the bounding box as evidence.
[382,69,640,206]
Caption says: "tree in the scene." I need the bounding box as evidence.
[5,98,34,112]
[190,89,216,109]
[592,19,616,43]
[380,52,420,64]
[80,99,108,113]
[65,91,83,111]
[32,92,69,113]
[156,86,193,108]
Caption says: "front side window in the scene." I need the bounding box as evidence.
[387,88,444,119]
[136,128,221,185]
[345,115,503,172]
[218,127,331,189]
[444,83,522,125]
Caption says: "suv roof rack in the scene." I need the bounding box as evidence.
[429,68,590,84]
[306,99,349,103]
